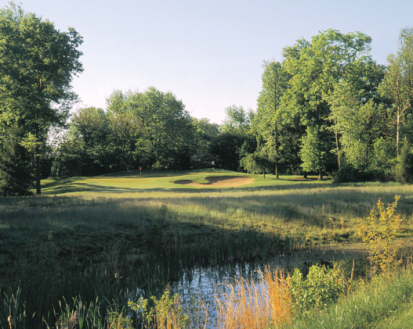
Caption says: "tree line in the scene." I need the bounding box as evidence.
[0,2,412,196]
[243,29,413,182]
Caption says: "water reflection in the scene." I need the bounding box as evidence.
[170,247,367,327]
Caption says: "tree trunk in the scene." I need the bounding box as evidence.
[304,172,307,179]
[35,122,41,195]
[318,168,323,181]
[275,123,279,179]
[397,111,400,156]
[335,129,340,168]
[263,168,265,179]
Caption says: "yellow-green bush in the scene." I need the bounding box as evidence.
[357,195,402,272]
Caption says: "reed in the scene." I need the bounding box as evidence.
[215,267,291,329]
[2,176,413,328]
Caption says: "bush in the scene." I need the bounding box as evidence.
[395,139,413,184]
[357,195,402,273]
[333,164,385,183]
[0,126,34,196]
[288,265,346,313]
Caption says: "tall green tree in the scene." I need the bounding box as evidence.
[252,61,290,178]
[221,105,254,136]
[331,59,388,168]
[70,107,110,175]
[106,88,194,170]
[0,125,34,196]
[191,118,220,168]
[282,29,374,179]
[379,27,413,156]
[0,3,83,194]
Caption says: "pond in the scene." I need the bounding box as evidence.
[169,245,369,327]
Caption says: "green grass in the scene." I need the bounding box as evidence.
[283,266,413,329]
[2,169,413,327]
[40,169,331,194]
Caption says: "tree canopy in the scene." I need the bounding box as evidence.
[0,2,83,194]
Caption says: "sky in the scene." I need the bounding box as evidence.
[3,0,413,124]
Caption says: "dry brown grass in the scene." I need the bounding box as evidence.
[215,267,291,329]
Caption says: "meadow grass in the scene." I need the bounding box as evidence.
[281,265,413,329]
[2,170,413,327]
[215,268,291,328]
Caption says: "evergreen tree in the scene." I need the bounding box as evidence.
[0,126,34,196]
[396,138,413,183]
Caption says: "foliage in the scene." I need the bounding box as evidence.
[282,29,378,178]
[190,118,220,169]
[209,133,245,171]
[326,79,388,171]
[129,288,189,329]
[371,137,397,173]
[357,196,402,272]
[216,268,291,328]
[251,61,292,177]
[379,27,413,156]
[0,288,26,329]
[52,88,196,176]
[0,126,34,196]
[221,105,254,136]
[240,152,264,174]
[0,2,83,194]
[50,131,85,177]
[395,139,413,184]
[286,266,413,329]
[288,265,346,313]
[299,125,330,178]
[2,171,413,327]
[333,164,384,183]
[52,297,105,329]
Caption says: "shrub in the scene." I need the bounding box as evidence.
[0,126,34,196]
[288,265,346,313]
[395,139,413,184]
[129,287,189,329]
[357,195,402,272]
[333,164,384,183]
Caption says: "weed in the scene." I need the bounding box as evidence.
[130,286,189,329]
[215,267,291,328]
[158,204,168,226]
[357,195,402,272]
[288,265,346,313]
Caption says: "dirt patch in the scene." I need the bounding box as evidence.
[175,176,254,187]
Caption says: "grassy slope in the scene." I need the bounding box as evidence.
[2,171,413,280]
[2,170,413,327]
[285,267,413,329]
[40,169,330,195]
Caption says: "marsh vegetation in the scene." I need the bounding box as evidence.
[1,171,413,327]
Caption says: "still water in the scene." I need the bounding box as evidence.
[169,246,367,327]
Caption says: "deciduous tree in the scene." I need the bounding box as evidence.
[0,3,83,194]
[380,28,413,156]
[282,29,374,179]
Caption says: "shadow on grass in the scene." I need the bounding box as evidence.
[2,186,413,329]
[42,181,335,195]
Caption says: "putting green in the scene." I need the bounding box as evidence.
[40,169,331,195]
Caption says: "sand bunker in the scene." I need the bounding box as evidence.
[175,176,254,187]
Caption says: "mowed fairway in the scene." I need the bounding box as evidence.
[40,169,331,195]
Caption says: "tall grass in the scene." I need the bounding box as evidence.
[215,268,291,329]
[284,266,413,329]
[2,182,413,327]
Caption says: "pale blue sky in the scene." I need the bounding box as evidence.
[3,0,413,123]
